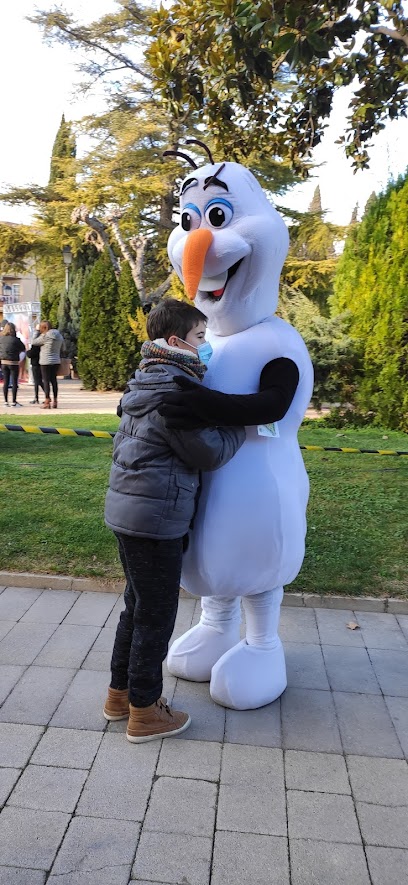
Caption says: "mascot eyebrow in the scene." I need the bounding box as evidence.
[180,164,228,197]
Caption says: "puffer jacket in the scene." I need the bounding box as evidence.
[105,363,245,539]
[34,329,64,365]
[0,334,24,364]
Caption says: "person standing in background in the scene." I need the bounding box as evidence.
[26,324,45,405]
[34,320,64,409]
[0,322,24,407]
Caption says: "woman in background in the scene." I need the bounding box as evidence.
[34,320,64,409]
[0,322,24,407]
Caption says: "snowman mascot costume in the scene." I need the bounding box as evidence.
[161,146,314,710]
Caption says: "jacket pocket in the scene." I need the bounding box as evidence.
[174,473,198,511]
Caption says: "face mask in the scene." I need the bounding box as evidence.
[178,338,213,366]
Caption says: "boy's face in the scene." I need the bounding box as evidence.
[168,320,206,353]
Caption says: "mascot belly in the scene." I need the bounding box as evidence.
[163,149,314,709]
[182,319,312,598]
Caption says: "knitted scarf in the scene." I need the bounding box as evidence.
[140,339,207,381]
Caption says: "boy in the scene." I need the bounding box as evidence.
[103,299,245,743]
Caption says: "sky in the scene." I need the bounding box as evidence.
[1,0,408,227]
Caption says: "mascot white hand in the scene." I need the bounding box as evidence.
[161,143,314,710]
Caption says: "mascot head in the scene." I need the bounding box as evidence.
[166,149,289,336]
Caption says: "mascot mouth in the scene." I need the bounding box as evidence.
[201,258,244,302]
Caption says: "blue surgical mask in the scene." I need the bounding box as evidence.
[178,337,213,366]
[196,341,213,366]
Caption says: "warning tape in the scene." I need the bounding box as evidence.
[0,424,407,455]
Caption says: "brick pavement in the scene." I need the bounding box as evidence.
[0,584,407,884]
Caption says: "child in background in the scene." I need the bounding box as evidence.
[104,298,245,742]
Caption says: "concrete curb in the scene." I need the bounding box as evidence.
[1,570,407,613]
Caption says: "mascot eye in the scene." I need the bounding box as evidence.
[181,203,201,231]
[204,198,234,229]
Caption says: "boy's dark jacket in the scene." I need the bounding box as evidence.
[105,363,245,540]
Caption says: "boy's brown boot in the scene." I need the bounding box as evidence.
[127,699,191,743]
[103,687,129,721]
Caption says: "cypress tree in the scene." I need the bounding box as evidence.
[308,186,322,214]
[332,173,408,430]
[115,261,143,388]
[78,252,119,389]
[49,114,76,186]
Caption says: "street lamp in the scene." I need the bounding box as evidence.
[62,245,73,292]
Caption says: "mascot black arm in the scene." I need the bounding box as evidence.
[158,357,299,428]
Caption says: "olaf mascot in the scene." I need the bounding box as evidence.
[161,142,314,710]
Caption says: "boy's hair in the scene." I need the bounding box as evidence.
[146,298,207,342]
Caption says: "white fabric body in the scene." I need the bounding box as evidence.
[181,317,313,598]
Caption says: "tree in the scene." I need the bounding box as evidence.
[148,0,408,171]
[77,252,120,389]
[281,201,342,313]
[331,173,408,429]
[115,261,143,387]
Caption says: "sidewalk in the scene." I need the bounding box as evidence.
[0,585,407,884]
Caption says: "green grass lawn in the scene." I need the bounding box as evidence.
[0,414,407,597]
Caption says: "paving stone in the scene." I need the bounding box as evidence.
[388,600,408,614]
[50,815,138,879]
[63,591,118,626]
[0,665,24,705]
[290,840,371,885]
[0,666,76,726]
[0,869,46,884]
[225,699,282,747]
[396,614,408,639]
[0,768,21,807]
[0,587,42,620]
[347,754,408,805]
[0,620,16,641]
[281,688,342,753]
[355,612,408,650]
[0,622,57,665]
[366,846,408,885]
[282,592,303,606]
[279,607,319,644]
[34,624,100,669]
[170,597,196,641]
[333,691,404,758]
[322,645,381,694]
[49,870,131,885]
[287,791,361,843]
[212,831,289,885]
[315,609,365,646]
[172,680,225,743]
[133,830,212,885]
[385,696,408,756]
[285,750,350,794]
[144,776,216,836]
[77,732,159,821]
[0,723,44,768]
[369,648,408,697]
[20,590,80,624]
[157,737,222,781]
[285,642,329,690]
[8,764,87,813]
[0,807,70,869]
[31,727,102,769]
[81,627,115,671]
[103,594,125,629]
[356,802,408,848]
[50,669,109,731]
[218,744,286,835]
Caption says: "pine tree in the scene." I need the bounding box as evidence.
[78,253,119,390]
[49,114,76,186]
[332,174,408,430]
[308,186,322,214]
[349,204,358,225]
[115,261,143,388]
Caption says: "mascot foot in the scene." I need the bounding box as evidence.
[210,638,287,710]
[167,622,241,682]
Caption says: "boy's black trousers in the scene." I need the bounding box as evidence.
[110,532,183,707]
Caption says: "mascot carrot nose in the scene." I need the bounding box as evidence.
[182,228,214,300]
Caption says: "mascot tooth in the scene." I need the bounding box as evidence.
[163,151,314,710]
